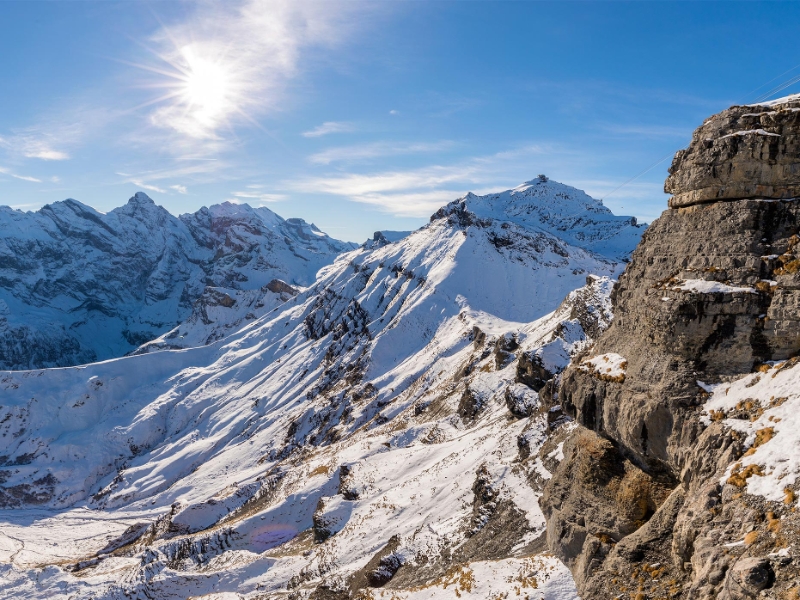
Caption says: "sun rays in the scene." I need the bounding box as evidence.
[181,49,232,127]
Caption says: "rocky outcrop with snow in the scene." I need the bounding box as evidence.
[362,230,412,250]
[0,193,354,370]
[666,95,800,208]
[542,100,800,599]
[134,279,300,354]
[0,180,642,599]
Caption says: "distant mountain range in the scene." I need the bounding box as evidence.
[0,192,355,369]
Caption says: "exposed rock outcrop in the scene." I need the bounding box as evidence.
[666,96,800,208]
[542,97,800,599]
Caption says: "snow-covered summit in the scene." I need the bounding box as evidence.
[432,176,644,260]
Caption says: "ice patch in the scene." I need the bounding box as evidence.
[673,279,756,294]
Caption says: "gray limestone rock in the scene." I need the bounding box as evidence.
[666,97,800,208]
[542,99,800,599]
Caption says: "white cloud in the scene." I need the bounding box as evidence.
[302,121,355,138]
[285,145,549,217]
[169,184,188,194]
[231,190,287,203]
[124,177,166,194]
[337,190,466,217]
[389,110,399,116]
[11,174,42,183]
[0,132,70,161]
[308,140,455,165]
[0,166,41,183]
[23,146,69,161]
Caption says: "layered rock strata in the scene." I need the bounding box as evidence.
[541,98,800,599]
[666,96,800,208]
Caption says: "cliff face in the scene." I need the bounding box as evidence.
[541,98,800,599]
[666,96,800,208]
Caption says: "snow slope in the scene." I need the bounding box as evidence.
[0,194,354,370]
[0,179,641,598]
[701,359,800,503]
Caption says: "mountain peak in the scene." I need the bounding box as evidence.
[129,191,155,205]
[432,178,644,260]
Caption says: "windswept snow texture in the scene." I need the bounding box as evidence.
[0,193,355,369]
[0,180,638,598]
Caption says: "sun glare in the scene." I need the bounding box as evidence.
[132,39,255,139]
[180,49,231,126]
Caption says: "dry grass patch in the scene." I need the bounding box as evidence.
[727,463,765,488]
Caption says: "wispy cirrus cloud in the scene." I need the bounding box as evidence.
[308,140,455,165]
[0,166,41,183]
[114,159,231,196]
[302,121,355,138]
[230,190,287,203]
[285,145,549,217]
[130,179,167,194]
[0,131,70,161]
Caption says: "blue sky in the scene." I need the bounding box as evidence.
[2,1,800,242]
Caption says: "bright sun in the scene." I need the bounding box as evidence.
[180,49,231,126]
[134,42,245,138]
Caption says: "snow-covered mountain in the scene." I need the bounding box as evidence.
[0,193,355,370]
[434,175,642,261]
[0,179,643,598]
[363,230,412,249]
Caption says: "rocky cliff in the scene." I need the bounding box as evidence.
[0,193,354,370]
[541,97,800,598]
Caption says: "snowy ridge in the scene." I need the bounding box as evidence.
[0,193,354,370]
[0,179,639,598]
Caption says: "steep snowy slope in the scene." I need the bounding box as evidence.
[135,279,300,354]
[0,180,641,598]
[0,194,354,370]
